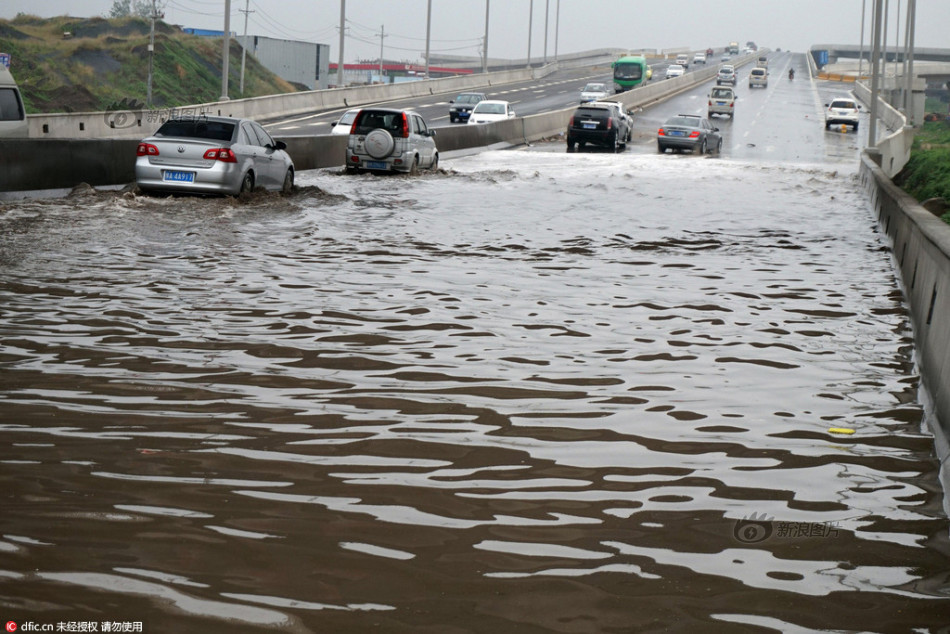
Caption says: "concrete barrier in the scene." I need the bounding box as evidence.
[859,150,950,447]
[854,80,914,178]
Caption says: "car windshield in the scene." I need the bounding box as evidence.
[711,88,732,98]
[156,119,235,141]
[456,94,481,104]
[583,84,605,92]
[666,116,699,127]
[475,103,506,114]
[613,63,642,80]
[831,100,857,109]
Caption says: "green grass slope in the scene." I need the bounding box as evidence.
[896,121,950,226]
[0,14,299,113]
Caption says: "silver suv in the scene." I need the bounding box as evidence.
[346,108,439,174]
[716,66,736,86]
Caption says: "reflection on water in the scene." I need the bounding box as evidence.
[1,152,948,632]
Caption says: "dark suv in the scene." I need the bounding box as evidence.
[449,92,486,123]
[566,103,631,153]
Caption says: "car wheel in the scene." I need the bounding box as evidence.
[699,139,707,154]
[716,138,723,153]
[365,129,396,159]
[825,121,831,130]
[853,122,859,131]
[430,153,439,171]
[281,168,294,194]
[657,143,666,154]
[450,115,457,123]
[579,141,587,151]
[240,171,254,194]
[409,155,419,176]
[566,140,576,153]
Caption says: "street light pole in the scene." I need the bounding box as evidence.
[543,0,549,65]
[425,0,432,79]
[858,0,866,79]
[904,0,916,122]
[483,0,489,74]
[526,0,533,69]
[554,0,560,62]
[221,0,230,100]
[378,25,386,83]
[239,0,253,94]
[146,0,157,107]
[337,0,345,87]
[869,0,884,147]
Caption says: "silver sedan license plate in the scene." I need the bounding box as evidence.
[163,170,195,183]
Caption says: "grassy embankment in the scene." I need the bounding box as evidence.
[0,14,298,113]
[897,114,950,226]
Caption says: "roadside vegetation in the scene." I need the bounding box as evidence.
[897,119,950,226]
[0,14,299,113]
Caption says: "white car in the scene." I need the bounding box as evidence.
[693,53,707,65]
[824,98,861,131]
[468,100,517,124]
[330,109,360,135]
[664,64,685,79]
[580,83,609,103]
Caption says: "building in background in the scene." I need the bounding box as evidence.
[237,35,330,91]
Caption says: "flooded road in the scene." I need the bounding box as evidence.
[3,73,950,632]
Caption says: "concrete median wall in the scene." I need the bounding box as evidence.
[854,80,914,178]
[859,151,950,444]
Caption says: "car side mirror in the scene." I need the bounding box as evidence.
[330,122,337,127]
[449,100,455,104]
[824,103,829,107]
[274,141,287,151]
[428,130,437,137]
[714,128,720,132]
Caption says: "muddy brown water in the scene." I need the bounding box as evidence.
[1,152,949,633]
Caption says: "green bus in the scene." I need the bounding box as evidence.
[611,55,651,93]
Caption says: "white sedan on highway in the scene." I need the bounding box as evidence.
[468,100,517,124]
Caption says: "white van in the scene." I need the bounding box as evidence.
[0,65,28,138]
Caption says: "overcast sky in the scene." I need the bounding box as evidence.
[2,1,948,64]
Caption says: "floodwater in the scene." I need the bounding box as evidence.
[1,150,949,633]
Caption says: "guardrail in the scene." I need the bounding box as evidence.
[853,80,913,178]
[0,53,755,193]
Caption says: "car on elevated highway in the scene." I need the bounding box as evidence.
[824,98,861,131]
[330,109,360,135]
[468,100,516,125]
[448,92,486,123]
[135,115,295,196]
[657,114,722,155]
[566,103,630,153]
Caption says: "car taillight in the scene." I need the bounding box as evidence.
[708,100,713,106]
[689,131,700,138]
[606,117,613,130]
[400,112,410,138]
[136,143,159,156]
[569,116,575,127]
[203,148,238,163]
[658,128,666,136]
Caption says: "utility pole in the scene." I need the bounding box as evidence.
[378,25,386,83]
[221,0,231,100]
[904,0,916,122]
[543,0,548,65]
[146,0,159,107]
[858,0,866,79]
[425,0,432,79]
[869,0,884,147]
[482,0,489,74]
[554,0,560,62]
[239,0,253,94]
[337,0,345,87]
[526,0,533,69]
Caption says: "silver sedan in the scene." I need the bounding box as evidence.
[135,115,294,196]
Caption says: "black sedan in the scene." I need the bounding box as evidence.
[657,114,722,154]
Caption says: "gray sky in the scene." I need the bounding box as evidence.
[2,1,948,64]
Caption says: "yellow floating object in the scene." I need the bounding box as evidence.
[828,427,855,435]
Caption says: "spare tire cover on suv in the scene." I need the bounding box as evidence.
[365,129,396,159]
